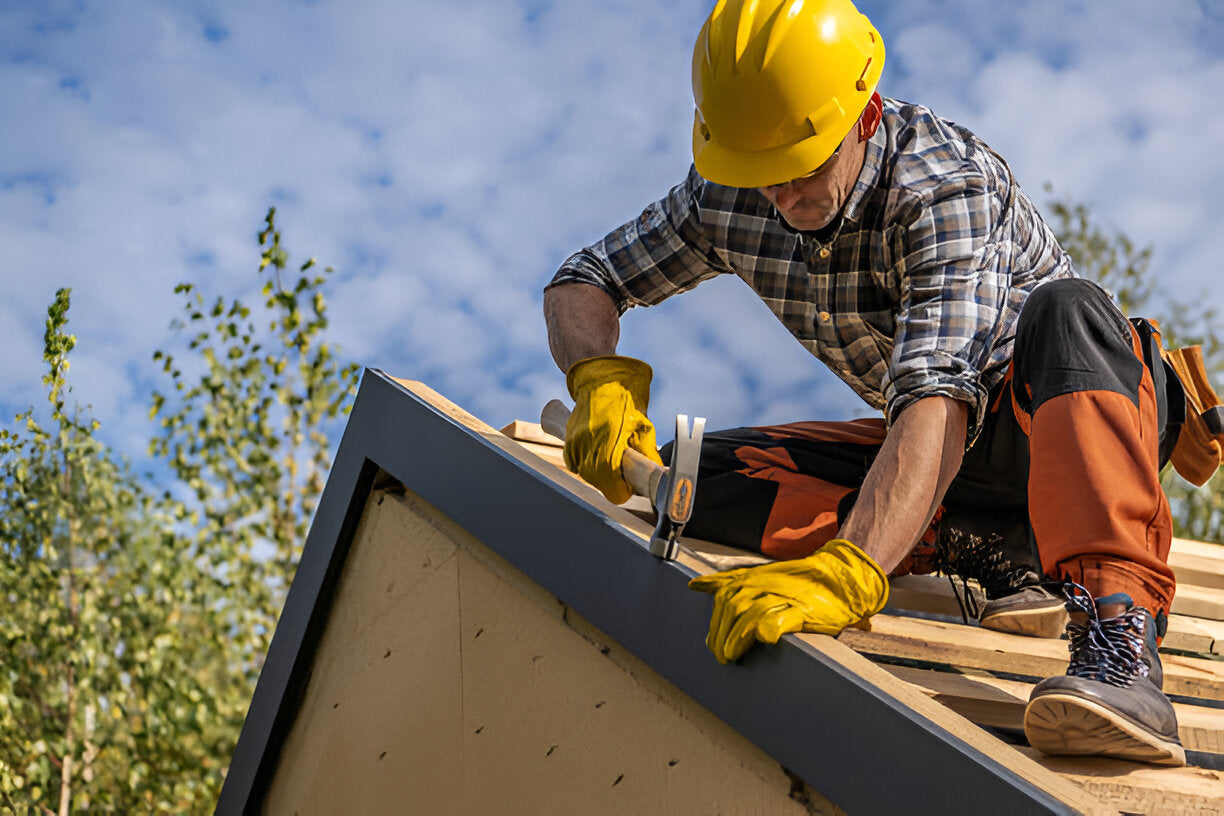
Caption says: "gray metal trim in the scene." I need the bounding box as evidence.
[217,370,1082,815]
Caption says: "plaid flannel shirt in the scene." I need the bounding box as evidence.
[547,98,1076,443]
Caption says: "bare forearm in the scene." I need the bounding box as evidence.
[544,283,621,371]
[839,396,969,573]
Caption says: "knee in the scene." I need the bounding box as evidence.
[1016,279,1125,342]
[1012,278,1141,407]
[1019,279,1105,329]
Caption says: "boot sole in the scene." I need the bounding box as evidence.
[1024,692,1186,766]
[979,603,1068,639]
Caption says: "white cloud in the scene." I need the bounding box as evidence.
[1,0,1222,468]
[877,0,1224,318]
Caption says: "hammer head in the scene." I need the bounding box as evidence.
[649,414,705,559]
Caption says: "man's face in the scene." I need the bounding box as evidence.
[756,127,863,232]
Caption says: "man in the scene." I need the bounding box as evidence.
[543,0,1184,766]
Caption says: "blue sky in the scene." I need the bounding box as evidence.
[3,0,1223,465]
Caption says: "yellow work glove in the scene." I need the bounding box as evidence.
[564,355,665,505]
[688,539,889,664]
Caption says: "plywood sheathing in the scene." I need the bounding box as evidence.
[265,489,841,815]
[882,664,1224,756]
[1014,749,1224,816]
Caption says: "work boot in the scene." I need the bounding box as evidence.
[1024,583,1185,766]
[932,525,1066,637]
[979,584,1068,639]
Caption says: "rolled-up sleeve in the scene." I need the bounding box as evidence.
[546,167,729,314]
[884,176,1010,443]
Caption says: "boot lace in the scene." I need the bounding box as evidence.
[933,529,1036,624]
[1063,582,1147,688]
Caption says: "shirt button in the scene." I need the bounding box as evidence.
[818,247,831,259]
[819,311,831,322]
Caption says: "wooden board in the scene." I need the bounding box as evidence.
[1172,584,1224,621]
[1187,617,1224,656]
[1171,550,1224,591]
[838,613,1224,702]
[499,419,564,448]
[1164,615,1219,655]
[881,665,1224,756]
[885,573,984,620]
[1013,748,1224,816]
[1172,538,1224,560]
[878,573,1218,656]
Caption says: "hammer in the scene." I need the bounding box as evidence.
[540,399,705,560]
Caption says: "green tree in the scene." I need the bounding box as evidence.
[0,290,234,811]
[0,208,359,811]
[150,206,359,646]
[1048,195,1224,542]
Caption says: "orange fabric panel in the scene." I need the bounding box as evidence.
[733,441,941,566]
[1026,379,1175,616]
[734,445,854,560]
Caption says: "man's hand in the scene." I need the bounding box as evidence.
[688,539,888,664]
[564,355,665,504]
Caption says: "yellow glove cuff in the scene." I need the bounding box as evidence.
[818,538,890,617]
[562,355,662,504]
[566,355,655,407]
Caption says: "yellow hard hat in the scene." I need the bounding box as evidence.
[692,0,885,188]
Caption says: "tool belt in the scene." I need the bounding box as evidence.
[1132,318,1224,486]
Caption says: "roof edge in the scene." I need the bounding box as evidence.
[217,370,1092,815]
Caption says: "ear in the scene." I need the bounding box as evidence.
[858,92,883,141]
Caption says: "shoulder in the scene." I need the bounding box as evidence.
[878,99,1009,225]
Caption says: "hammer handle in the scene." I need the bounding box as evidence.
[540,399,664,500]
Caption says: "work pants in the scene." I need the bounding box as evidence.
[669,279,1176,618]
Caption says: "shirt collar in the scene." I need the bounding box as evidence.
[840,120,887,226]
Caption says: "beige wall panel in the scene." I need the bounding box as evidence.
[455,544,830,815]
[266,489,841,815]
[265,492,466,816]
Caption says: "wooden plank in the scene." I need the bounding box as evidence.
[1187,617,1224,656]
[885,573,984,620]
[1171,550,1224,591]
[838,614,1224,702]
[875,574,1219,656]
[1013,748,1224,816]
[499,419,564,448]
[881,665,1224,755]
[884,664,1031,731]
[1172,585,1224,621]
[874,570,1218,656]
[1164,615,1218,655]
[1172,538,1224,561]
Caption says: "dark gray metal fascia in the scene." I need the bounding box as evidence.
[216,376,381,814]
[217,370,1082,816]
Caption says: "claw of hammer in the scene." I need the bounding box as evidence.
[650,413,705,559]
[539,399,705,560]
